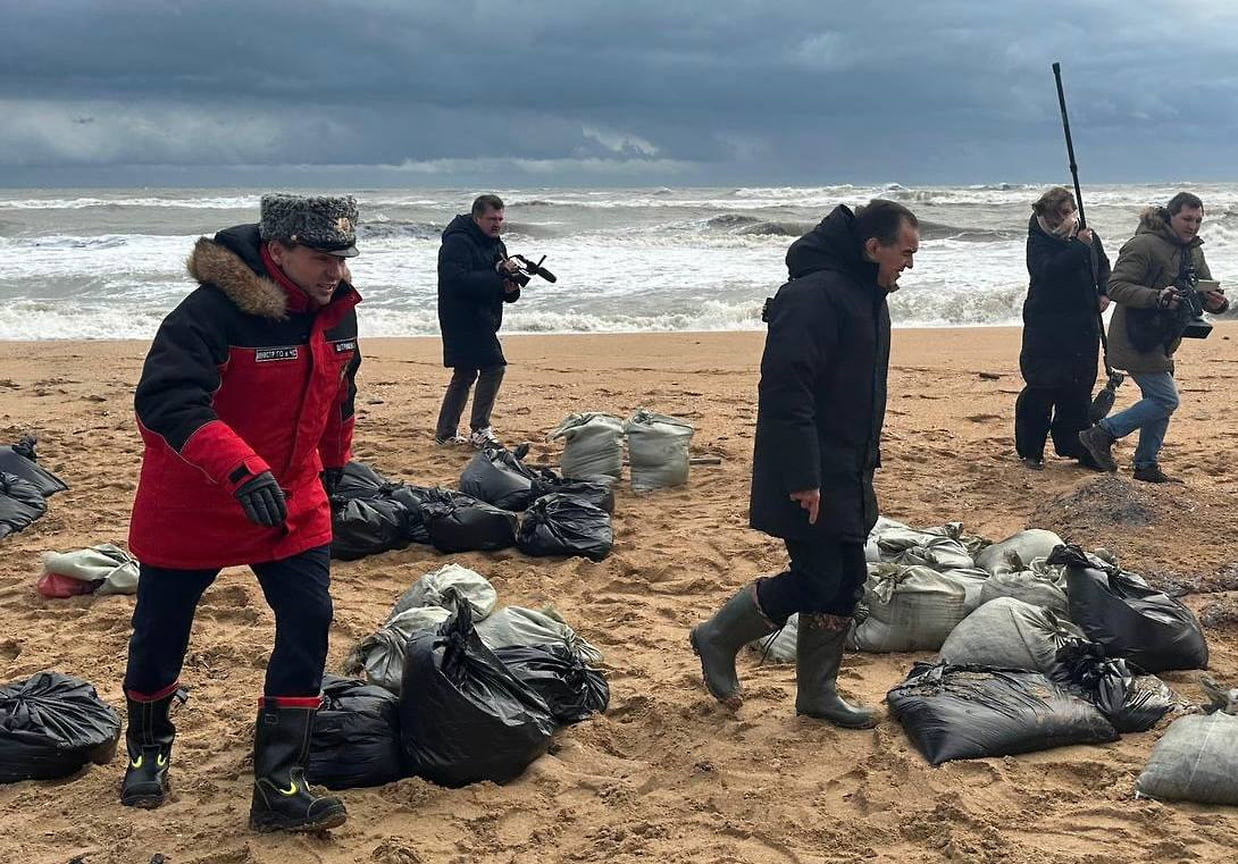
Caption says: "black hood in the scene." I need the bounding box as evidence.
[442,213,501,247]
[785,205,879,286]
[213,223,266,276]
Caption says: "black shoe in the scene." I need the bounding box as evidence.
[1022,456,1045,471]
[121,688,184,809]
[1133,464,1183,484]
[689,583,778,709]
[249,702,347,833]
[1078,426,1118,473]
[794,613,878,729]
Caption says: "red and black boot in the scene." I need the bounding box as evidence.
[249,698,347,833]
[121,685,183,808]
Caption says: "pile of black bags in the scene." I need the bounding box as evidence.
[0,671,120,783]
[0,437,67,540]
[331,452,615,562]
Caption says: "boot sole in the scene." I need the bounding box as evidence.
[688,630,742,710]
[121,793,166,809]
[796,710,878,730]
[250,809,347,834]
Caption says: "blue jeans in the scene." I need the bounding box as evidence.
[1098,371,1179,469]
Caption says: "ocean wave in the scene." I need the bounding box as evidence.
[916,220,1022,242]
[357,220,442,241]
[0,195,261,211]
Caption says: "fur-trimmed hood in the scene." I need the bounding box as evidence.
[1135,205,1204,249]
[185,223,354,320]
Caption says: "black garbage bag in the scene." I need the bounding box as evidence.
[307,675,404,790]
[386,483,432,544]
[1049,545,1208,673]
[886,662,1118,765]
[493,643,609,725]
[0,437,68,498]
[399,594,555,787]
[0,671,121,783]
[330,497,411,561]
[531,474,615,514]
[421,488,518,553]
[460,449,540,511]
[0,472,47,540]
[335,460,395,501]
[517,494,614,561]
[1052,641,1178,733]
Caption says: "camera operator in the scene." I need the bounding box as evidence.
[1080,192,1228,482]
[434,194,521,449]
[1016,186,1111,471]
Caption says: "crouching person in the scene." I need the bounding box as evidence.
[121,194,363,832]
[690,200,919,728]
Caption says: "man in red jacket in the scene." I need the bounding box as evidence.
[120,194,362,833]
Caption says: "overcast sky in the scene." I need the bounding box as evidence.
[3,0,1235,187]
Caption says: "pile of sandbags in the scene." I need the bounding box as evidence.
[548,409,695,492]
[0,437,67,541]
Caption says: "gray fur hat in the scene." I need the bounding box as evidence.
[259,193,359,257]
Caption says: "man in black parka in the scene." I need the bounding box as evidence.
[435,194,521,449]
[690,200,919,728]
[1015,186,1111,470]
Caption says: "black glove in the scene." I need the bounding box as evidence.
[234,471,287,527]
[322,466,344,499]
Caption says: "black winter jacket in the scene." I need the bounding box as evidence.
[748,205,891,544]
[436,214,521,368]
[1020,215,1111,387]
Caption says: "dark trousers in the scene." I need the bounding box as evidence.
[123,545,332,699]
[1014,380,1092,461]
[756,538,868,623]
[435,365,505,438]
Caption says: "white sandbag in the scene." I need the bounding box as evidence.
[474,605,603,665]
[389,564,497,621]
[864,538,881,563]
[939,597,1085,676]
[949,567,991,613]
[974,529,1064,575]
[344,606,452,694]
[978,559,1069,617]
[849,564,975,653]
[871,522,981,564]
[749,614,799,663]
[1136,711,1238,805]
[892,536,974,571]
[625,409,694,492]
[40,543,140,595]
[548,412,625,480]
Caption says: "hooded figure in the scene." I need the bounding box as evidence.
[690,201,919,729]
[1080,193,1228,483]
[434,194,522,449]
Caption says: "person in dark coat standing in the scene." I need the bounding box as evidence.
[435,194,522,449]
[122,194,362,833]
[1015,186,1111,470]
[690,200,919,729]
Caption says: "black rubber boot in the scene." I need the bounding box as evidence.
[121,689,181,808]
[249,702,347,833]
[689,583,778,709]
[794,614,877,729]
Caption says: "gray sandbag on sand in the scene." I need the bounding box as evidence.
[40,543,140,595]
[548,413,625,480]
[1136,680,1238,805]
[625,409,694,492]
[870,520,987,567]
[476,606,604,665]
[939,597,1086,676]
[977,558,1069,617]
[849,564,978,653]
[391,563,498,621]
[892,535,974,572]
[974,529,1064,575]
[343,606,452,694]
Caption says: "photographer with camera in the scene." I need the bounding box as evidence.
[435,194,522,449]
[1079,192,1228,483]
[1016,186,1111,471]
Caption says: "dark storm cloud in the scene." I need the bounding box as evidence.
[2,0,1236,185]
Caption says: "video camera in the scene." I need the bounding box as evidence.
[1164,265,1214,340]
[501,254,557,288]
